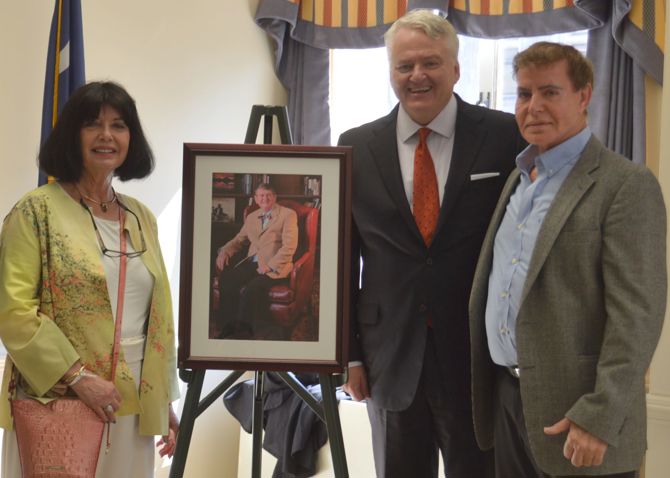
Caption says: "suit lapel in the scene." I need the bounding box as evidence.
[472,169,522,314]
[520,136,601,304]
[367,99,490,245]
[367,107,420,239]
[251,208,266,238]
[262,204,280,235]
[436,97,487,233]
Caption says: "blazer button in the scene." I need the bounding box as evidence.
[426,257,433,266]
[419,304,427,312]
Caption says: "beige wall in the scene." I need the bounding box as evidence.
[646,1,670,477]
[0,1,286,477]
[0,0,286,296]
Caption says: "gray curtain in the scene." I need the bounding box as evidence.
[279,37,331,146]
[588,17,646,164]
[610,0,663,84]
[255,1,331,145]
[587,0,664,164]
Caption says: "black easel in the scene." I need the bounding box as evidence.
[169,105,349,478]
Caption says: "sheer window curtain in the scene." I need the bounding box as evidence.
[255,0,663,163]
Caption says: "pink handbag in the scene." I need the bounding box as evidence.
[11,398,104,478]
[11,211,130,478]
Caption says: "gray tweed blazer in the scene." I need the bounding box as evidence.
[469,135,667,475]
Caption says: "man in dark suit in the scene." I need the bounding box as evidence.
[215,183,298,338]
[469,42,666,477]
[337,10,524,478]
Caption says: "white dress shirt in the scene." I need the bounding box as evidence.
[396,94,457,208]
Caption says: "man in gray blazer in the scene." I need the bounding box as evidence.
[469,42,666,477]
[338,10,524,478]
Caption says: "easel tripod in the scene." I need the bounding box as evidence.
[169,105,349,478]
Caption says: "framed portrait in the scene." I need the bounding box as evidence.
[179,143,352,373]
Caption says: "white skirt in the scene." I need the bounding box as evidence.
[2,337,155,478]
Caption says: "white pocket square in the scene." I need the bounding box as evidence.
[470,172,500,181]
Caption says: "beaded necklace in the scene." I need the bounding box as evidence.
[76,185,117,212]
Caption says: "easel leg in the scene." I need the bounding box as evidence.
[320,373,349,478]
[169,369,206,478]
[251,370,265,478]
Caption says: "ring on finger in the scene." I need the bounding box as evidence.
[104,404,114,413]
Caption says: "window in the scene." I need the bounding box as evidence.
[329,30,587,144]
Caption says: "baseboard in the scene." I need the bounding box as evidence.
[647,393,670,422]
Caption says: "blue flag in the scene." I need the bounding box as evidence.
[39,0,85,185]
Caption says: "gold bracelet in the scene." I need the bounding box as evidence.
[61,364,86,386]
[68,370,96,387]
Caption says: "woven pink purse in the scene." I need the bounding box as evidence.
[11,398,104,478]
[11,212,129,478]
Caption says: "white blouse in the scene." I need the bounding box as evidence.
[95,215,154,340]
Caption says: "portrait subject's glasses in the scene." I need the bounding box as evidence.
[80,198,147,258]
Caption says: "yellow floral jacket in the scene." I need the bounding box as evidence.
[0,183,179,435]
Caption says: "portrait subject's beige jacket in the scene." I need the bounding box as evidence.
[221,203,298,279]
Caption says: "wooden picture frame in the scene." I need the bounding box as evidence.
[179,143,352,372]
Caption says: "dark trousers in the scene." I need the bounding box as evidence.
[366,330,493,478]
[218,260,276,338]
[494,367,637,478]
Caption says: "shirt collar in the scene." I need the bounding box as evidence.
[516,127,591,179]
[397,94,457,143]
[257,204,277,218]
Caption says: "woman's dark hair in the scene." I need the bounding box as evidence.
[38,81,154,181]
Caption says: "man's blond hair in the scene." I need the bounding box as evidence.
[384,9,459,59]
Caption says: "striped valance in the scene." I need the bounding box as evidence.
[256,1,605,48]
[614,0,664,83]
[626,0,664,52]
[294,0,409,28]
[450,0,577,15]
[282,0,603,28]
[447,0,663,82]
[256,1,447,49]
[447,0,606,38]
[256,0,663,82]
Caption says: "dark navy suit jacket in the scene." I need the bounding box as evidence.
[339,96,524,411]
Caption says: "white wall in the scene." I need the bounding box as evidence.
[0,1,286,477]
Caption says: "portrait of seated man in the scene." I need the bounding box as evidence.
[215,183,298,339]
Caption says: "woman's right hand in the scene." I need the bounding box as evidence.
[70,372,122,423]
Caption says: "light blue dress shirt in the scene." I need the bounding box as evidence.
[261,211,272,230]
[252,210,272,264]
[485,128,591,366]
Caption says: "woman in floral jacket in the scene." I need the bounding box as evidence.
[0,81,179,477]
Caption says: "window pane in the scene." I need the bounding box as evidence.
[330,48,394,145]
[493,31,588,113]
[330,30,588,142]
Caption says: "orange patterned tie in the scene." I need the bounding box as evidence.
[413,127,439,246]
